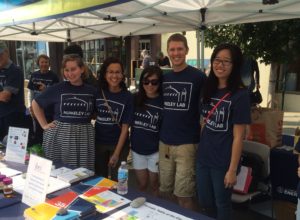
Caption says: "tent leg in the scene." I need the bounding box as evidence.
[201,30,205,71]
[196,30,200,69]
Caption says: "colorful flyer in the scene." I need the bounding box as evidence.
[5,126,29,164]
[82,190,130,213]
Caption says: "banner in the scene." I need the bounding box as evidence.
[0,0,126,26]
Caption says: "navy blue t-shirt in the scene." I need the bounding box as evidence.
[160,65,206,145]
[34,81,97,123]
[0,61,25,117]
[197,88,251,169]
[130,95,163,155]
[27,70,59,99]
[95,89,133,145]
[28,70,59,118]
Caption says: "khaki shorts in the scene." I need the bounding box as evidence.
[159,141,197,197]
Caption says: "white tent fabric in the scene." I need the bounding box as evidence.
[0,0,300,42]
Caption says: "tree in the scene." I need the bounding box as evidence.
[204,19,300,65]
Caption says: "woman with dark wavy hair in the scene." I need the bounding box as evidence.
[95,57,133,180]
[130,66,163,196]
[197,43,251,220]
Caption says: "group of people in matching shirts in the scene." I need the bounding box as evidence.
[28,33,251,220]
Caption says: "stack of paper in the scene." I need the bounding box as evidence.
[23,202,80,220]
[50,167,72,178]
[13,175,70,195]
[57,168,94,183]
[0,167,22,177]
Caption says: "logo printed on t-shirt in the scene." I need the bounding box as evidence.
[60,94,94,118]
[96,99,125,125]
[204,98,231,132]
[32,78,54,87]
[163,82,192,111]
[133,104,162,132]
[0,75,7,89]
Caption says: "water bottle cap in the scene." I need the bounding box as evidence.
[3,177,12,185]
[121,161,126,165]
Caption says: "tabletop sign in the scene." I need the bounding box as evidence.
[22,154,53,207]
[5,126,29,164]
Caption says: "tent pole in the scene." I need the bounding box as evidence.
[201,29,205,71]
[196,30,200,69]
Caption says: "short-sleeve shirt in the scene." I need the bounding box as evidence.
[0,61,25,117]
[160,65,206,145]
[142,55,153,69]
[34,81,97,123]
[130,95,163,155]
[95,89,133,145]
[158,56,170,67]
[27,70,59,99]
[197,88,251,169]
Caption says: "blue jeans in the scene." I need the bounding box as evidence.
[196,164,232,220]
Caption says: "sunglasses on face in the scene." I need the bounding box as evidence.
[142,79,159,86]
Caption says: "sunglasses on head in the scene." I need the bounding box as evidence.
[142,79,159,86]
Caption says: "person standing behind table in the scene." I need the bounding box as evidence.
[140,49,153,69]
[0,41,26,141]
[95,57,133,181]
[64,44,98,87]
[27,54,59,144]
[157,51,171,68]
[241,55,260,93]
[130,66,163,196]
[31,54,97,170]
[28,54,59,102]
[159,33,206,210]
[196,43,251,220]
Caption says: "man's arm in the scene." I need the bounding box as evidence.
[0,90,12,102]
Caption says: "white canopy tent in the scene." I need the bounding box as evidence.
[0,0,300,43]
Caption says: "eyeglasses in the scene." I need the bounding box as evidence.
[106,71,122,75]
[142,79,159,86]
[213,58,232,67]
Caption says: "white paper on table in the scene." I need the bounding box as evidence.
[103,202,194,220]
[13,175,70,195]
[22,154,52,207]
[0,167,22,177]
[0,162,6,168]
[50,167,72,177]
[5,127,29,164]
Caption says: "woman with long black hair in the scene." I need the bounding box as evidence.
[197,43,251,220]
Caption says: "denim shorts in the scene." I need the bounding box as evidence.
[159,141,197,197]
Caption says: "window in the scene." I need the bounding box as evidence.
[15,41,48,80]
[139,39,151,59]
[275,63,300,92]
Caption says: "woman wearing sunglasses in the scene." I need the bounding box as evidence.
[196,43,251,220]
[95,57,133,180]
[130,66,163,196]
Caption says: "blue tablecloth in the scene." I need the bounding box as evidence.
[0,161,214,220]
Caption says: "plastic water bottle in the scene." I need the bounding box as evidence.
[117,161,128,195]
